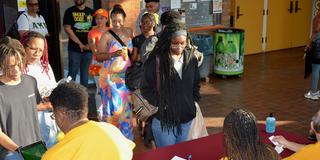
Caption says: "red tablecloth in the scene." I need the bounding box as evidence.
[133,125,312,160]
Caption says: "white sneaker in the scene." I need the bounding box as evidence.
[316,91,320,98]
[304,91,319,100]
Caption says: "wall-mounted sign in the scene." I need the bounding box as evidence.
[171,0,181,9]
[17,0,27,12]
[212,0,222,14]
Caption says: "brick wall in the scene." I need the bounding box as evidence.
[101,0,231,29]
[101,0,140,33]
[222,0,231,27]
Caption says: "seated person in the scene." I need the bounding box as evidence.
[273,110,320,160]
[221,108,280,160]
[41,82,135,160]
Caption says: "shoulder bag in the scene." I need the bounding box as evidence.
[131,56,160,122]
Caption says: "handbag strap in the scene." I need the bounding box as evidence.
[156,55,160,92]
[108,30,127,47]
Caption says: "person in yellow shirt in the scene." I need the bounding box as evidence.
[41,81,135,160]
[273,110,320,160]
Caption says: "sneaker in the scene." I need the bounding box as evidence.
[304,91,319,100]
[316,90,320,98]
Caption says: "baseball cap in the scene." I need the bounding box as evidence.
[93,8,109,18]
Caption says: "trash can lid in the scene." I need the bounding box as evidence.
[215,28,244,33]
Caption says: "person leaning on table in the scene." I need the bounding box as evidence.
[41,81,135,160]
[221,108,280,160]
[273,110,320,160]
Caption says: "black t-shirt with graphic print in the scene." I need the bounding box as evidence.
[63,6,93,52]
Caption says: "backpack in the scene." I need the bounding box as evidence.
[5,12,28,40]
[125,35,158,91]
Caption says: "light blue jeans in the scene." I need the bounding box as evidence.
[151,118,192,148]
[38,111,59,148]
[4,152,23,160]
[311,63,320,92]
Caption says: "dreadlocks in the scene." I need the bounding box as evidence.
[20,31,51,79]
[0,36,25,75]
[223,108,280,160]
[149,22,193,133]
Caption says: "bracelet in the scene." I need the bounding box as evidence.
[15,146,22,153]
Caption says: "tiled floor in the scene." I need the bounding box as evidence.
[132,47,320,154]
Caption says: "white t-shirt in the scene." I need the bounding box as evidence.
[26,61,57,98]
[17,11,48,36]
[173,54,184,79]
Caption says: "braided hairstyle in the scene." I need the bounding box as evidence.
[149,22,193,134]
[0,36,25,75]
[20,31,51,79]
[223,108,280,160]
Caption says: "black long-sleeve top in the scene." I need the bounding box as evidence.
[141,51,201,124]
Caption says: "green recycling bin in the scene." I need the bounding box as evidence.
[213,28,244,76]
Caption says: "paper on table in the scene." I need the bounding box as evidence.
[269,135,284,154]
[275,145,284,154]
[269,135,280,146]
[171,156,186,160]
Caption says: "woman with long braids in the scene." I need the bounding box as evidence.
[141,22,200,147]
[221,108,280,160]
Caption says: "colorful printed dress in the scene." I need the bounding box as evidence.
[98,35,134,140]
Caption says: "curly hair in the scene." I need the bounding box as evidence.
[0,36,25,75]
[20,31,51,79]
[49,81,89,121]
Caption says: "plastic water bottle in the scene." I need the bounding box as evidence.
[215,36,225,67]
[266,112,276,133]
[57,76,72,85]
[42,76,72,98]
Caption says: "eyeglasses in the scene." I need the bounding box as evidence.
[26,45,43,54]
[170,43,186,49]
[27,3,39,7]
